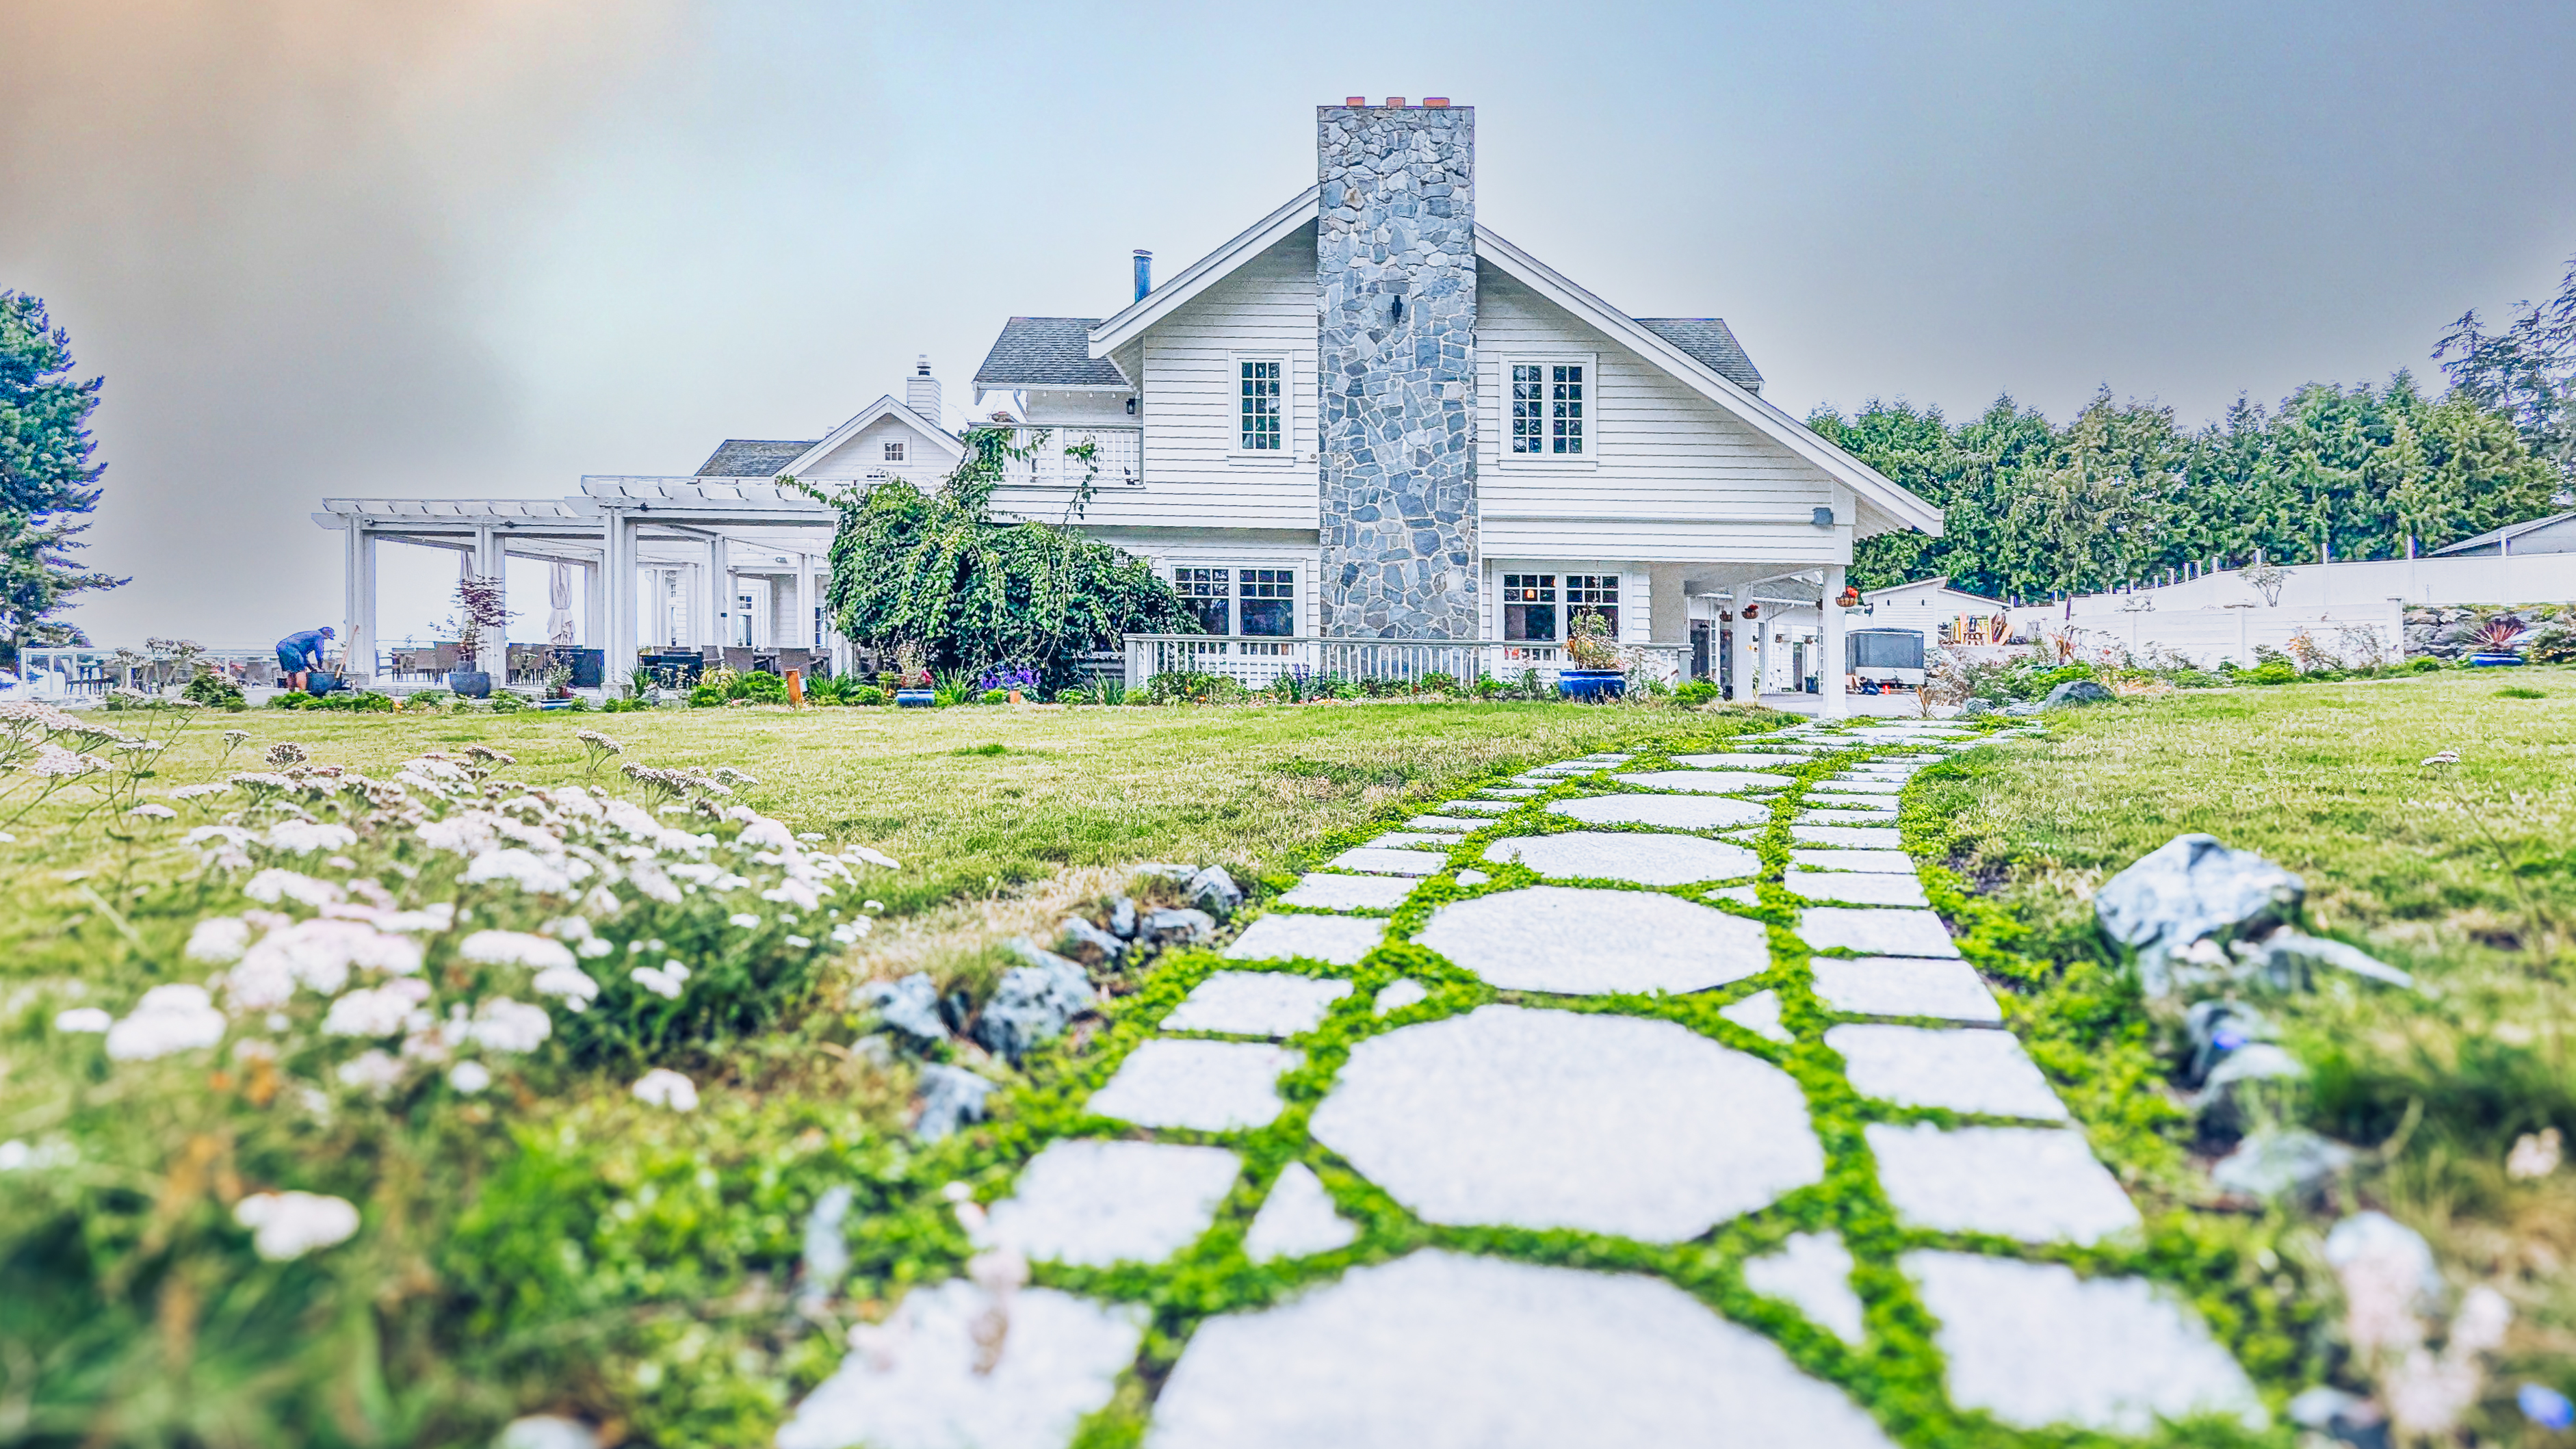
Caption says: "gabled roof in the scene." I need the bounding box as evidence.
[696,439,816,478]
[975,317,1132,392]
[2431,508,2576,556]
[1866,575,2003,605]
[779,395,961,478]
[1633,319,1762,393]
[1068,190,1940,538]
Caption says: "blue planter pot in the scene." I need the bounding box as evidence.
[1557,669,1626,701]
[895,688,938,708]
[446,670,492,699]
[2469,653,2525,667]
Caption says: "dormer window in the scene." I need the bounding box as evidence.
[882,441,907,462]
[1509,361,1587,456]
[1239,359,1282,450]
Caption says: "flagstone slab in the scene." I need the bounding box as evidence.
[1164,970,1355,1036]
[1790,848,1918,874]
[1455,868,1490,886]
[1481,787,1542,798]
[1326,847,1447,876]
[1866,1123,2142,1244]
[1407,815,1488,833]
[1279,873,1416,911]
[776,1280,1146,1449]
[1484,832,1760,887]
[1804,793,1899,811]
[1546,794,1770,830]
[1149,1250,1899,1449]
[1809,957,2003,1023]
[1791,826,1908,850]
[1613,770,1793,795]
[1087,1040,1300,1131]
[1221,914,1385,969]
[1799,906,1959,957]
[1903,1251,2267,1434]
[1814,779,1903,794]
[1827,1023,2066,1119]
[1372,979,1429,1015]
[1438,799,1519,815]
[1784,870,1927,907]
[1416,886,1771,995]
[1720,989,1793,1044]
[979,1139,1242,1267]
[1243,1162,1359,1263]
[1309,1006,1824,1240]
[1524,761,1614,776]
[1744,1231,1866,1344]
[1670,753,1811,768]
[1709,884,1760,905]
[1368,832,1462,850]
[1799,809,1903,828]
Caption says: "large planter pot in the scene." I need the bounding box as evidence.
[2469,652,2525,667]
[447,670,493,699]
[1557,668,1626,701]
[894,688,938,708]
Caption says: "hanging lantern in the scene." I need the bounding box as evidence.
[1837,586,1861,609]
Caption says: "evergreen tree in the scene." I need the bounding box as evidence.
[0,291,121,666]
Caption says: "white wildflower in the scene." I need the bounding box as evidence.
[29,744,107,778]
[796,832,824,842]
[105,984,227,1060]
[464,848,577,895]
[54,1006,113,1032]
[864,900,885,912]
[447,1060,492,1094]
[762,878,824,912]
[829,921,871,945]
[185,916,253,964]
[632,1068,699,1110]
[322,980,430,1037]
[2421,750,2459,766]
[264,820,357,854]
[625,860,683,904]
[2508,1127,2562,1180]
[375,903,456,934]
[170,783,229,800]
[227,772,298,792]
[728,913,762,930]
[457,930,576,970]
[228,919,423,1008]
[127,803,178,820]
[530,964,601,1010]
[0,1139,75,1171]
[337,1049,406,1094]
[417,811,501,856]
[465,997,552,1054]
[185,824,253,850]
[629,961,691,1000]
[785,935,811,948]
[846,846,902,870]
[242,868,344,909]
[738,817,796,850]
[233,1190,361,1261]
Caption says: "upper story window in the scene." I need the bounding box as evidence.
[1240,359,1283,450]
[1566,574,1619,637]
[882,440,907,462]
[1175,567,1232,636]
[1502,573,1557,641]
[1509,362,1585,455]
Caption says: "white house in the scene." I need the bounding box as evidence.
[315,101,1941,714]
[965,99,1940,712]
[1861,577,2010,647]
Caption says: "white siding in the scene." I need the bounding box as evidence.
[799,413,951,482]
[1475,266,1850,567]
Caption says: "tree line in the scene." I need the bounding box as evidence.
[1815,258,2576,601]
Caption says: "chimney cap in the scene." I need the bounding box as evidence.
[1384,96,1405,107]
[1343,96,1366,105]
[1424,97,1450,107]
[916,353,930,375]
[1132,247,1152,258]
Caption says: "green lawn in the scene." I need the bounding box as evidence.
[0,697,1771,1448]
[1918,667,2575,1428]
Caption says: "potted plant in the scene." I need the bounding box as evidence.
[1557,610,1627,701]
[2468,616,2527,667]
[447,574,507,698]
[892,642,937,707]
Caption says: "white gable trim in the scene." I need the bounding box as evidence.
[1089,187,1323,356]
[781,395,963,478]
[1471,227,1941,538]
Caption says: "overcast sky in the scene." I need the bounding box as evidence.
[7,0,2574,647]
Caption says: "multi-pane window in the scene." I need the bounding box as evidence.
[1239,361,1282,449]
[1502,573,1558,641]
[1566,575,1618,637]
[1510,363,1585,454]
[883,441,906,462]
[1238,569,1295,636]
[1174,567,1232,636]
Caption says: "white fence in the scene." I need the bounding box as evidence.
[2038,554,2576,620]
[987,426,1143,492]
[1122,635,1686,690]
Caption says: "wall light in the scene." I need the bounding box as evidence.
[1812,506,1835,527]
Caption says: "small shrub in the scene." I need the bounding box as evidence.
[2496,685,2546,699]
[688,683,727,708]
[2404,655,2446,673]
[2243,660,2299,686]
[1674,679,1719,705]
[979,688,1008,705]
[181,669,246,709]
[1143,670,1245,705]
[727,671,789,705]
[600,695,650,713]
[1417,671,1459,696]
[851,686,887,706]
[488,690,528,713]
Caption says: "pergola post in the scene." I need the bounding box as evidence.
[602,510,637,686]
[1821,564,1850,718]
[339,521,377,686]
[473,524,507,679]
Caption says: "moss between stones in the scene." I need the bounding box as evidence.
[842,721,2292,1449]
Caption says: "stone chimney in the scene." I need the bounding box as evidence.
[905,354,941,421]
[1316,101,1478,639]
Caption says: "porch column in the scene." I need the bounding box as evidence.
[705,536,731,650]
[339,521,377,686]
[1756,612,1774,700]
[602,511,637,685]
[794,553,817,649]
[473,524,508,678]
[1821,565,1850,718]
[1728,588,1758,702]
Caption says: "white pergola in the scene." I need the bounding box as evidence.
[310,476,850,688]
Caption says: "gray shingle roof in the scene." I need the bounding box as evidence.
[1632,318,1763,393]
[696,439,816,478]
[974,317,1133,390]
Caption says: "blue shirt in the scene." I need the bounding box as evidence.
[280,630,331,666]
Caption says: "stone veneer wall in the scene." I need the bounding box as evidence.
[1316,105,1479,639]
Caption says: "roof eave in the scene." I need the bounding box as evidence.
[1089,186,1323,356]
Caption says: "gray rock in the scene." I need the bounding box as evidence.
[2181,999,2276,1088]
[859,973,948,1044]
[1190,865,1245,920]
[2042,679,2115,708]
[1108,896,1137,939]
[2211,1127,2355,1201]
[2094,834,2304,995]
[1791,826,1906,850]
[1612,770,1794,795]
[1130,863,1198,884]
[2003,701,2043,716]
[798,1184,855,1305]
[2324,1212,2444,1313]
[1144,907,1217,945]
[1783,870,1927,907]
[914,1065,994,1140]
[1148,1251,1899,1449]
[2191,1043,2306,1138]
[1959,697,1999,718]
[971,952,1095,1062]
[494,1417,599,1449]
[2243,928,2415,991]
[1056,915,1128,965]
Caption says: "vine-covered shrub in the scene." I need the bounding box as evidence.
[181,669,247,709]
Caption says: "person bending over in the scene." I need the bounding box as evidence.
[276,626,335,692]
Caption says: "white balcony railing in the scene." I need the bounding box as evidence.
[1122,635,1687,690]
[986,426,1143,492]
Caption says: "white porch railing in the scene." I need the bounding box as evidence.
[1122,635,1686,690]
[986,426,1143,491]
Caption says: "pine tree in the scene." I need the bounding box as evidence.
[0,291,122,666]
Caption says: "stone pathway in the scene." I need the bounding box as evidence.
[781,722,2269,1448]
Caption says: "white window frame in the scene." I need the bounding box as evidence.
[881,439,907,462]
[1159,554,1311,638]
[1230,352,1294,462]
[1498,354,1598,468]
